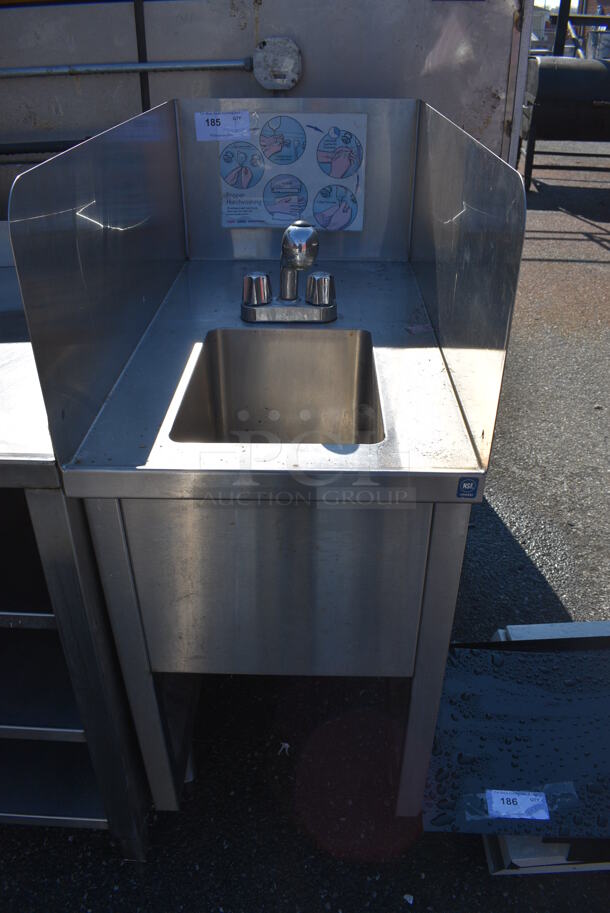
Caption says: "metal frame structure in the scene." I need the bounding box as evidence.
[521,55,610,191]
[0,230,149,858]
[9,98,525,820]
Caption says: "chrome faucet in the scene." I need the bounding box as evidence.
[280,221,319,301]
[241,221,336,323]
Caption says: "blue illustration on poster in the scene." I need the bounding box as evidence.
[220,141,264,189]
[316,127,363,179]
[260,116,306,165]
[263,174,308,222]
[313,185,358,230]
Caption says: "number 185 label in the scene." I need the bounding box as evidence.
[195,110,251,142]
[486,789,550,820]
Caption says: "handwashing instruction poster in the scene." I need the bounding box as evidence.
[195,111,367,231]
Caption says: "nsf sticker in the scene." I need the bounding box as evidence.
[457,477,479,499]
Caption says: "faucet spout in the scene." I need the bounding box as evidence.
[279,221,319,301]
[241,219,336,322]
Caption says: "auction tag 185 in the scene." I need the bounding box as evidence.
[485,789,550,820]
[195,111,251,142]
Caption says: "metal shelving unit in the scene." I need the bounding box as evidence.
[0,629,84,741]
[0,227,149,857]
[0,490,108,830]
[0,741,106,829]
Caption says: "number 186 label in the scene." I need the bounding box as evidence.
[195,110,250,142]
[486,789,550,820]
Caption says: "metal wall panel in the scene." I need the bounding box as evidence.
[122,498,433,677]
[177,97,417,261]
[146,0,518,155]
[410,106,525,468]
[9,102,185,466]
[0,0,522,156]
[0,4,141,140]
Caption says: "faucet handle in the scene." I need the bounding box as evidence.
[306,271,336,307]
[242,271,272,306]
[281,221,319,270]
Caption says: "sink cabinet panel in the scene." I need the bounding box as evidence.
[121,498,432,677]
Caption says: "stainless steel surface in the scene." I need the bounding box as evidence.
[0,629,84,741]
[0,612,56,630]
[10,99,525,824]
[396,502,470,816]
[0,223,14,267]
[279,266,298,302]
[0,740,107,830]
[9,101,185,467]
[252,37,302,91]
[0,244,55,486]
[0,58,253,79]
[243,233,336,321]
[122,497,432,676]
[26,490,149,857]
[0,237,147,850]
[242,271,271,307]
[306,271,336,307]
[279,221,319,302]
[168,329,383,445]
[241,299,338,324]
[85,498,184,812]
[410,105,526,469]
[281,222,319,273]
[0,341,55,478]
[66,259,480,499]
[177,98,418,262]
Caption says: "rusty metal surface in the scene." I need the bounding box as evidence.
[0,0,522,156]
[0,3,141,138]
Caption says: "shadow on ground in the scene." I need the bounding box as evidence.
[527,177,610,223]
[4,663,609,913]
[453,498,571,642]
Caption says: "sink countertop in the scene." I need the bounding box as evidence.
[0,265,56,485]
[66,260,481,498]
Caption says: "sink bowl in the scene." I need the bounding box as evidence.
[170,328,384,445]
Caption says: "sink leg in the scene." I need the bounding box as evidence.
[396,503,471,817]
[85,498,181,812]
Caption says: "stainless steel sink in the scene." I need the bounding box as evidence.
[170,327,384,445]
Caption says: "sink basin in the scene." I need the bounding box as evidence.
[170,328,384,445]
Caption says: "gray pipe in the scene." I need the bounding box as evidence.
[0,58,253,79]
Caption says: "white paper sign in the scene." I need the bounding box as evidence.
[485,789,550,820]
[195,111,250,142]
[218,112,367,232]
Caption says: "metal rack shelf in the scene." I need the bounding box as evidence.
[0,611,56,630]
[0,740,107,828]
[0,247,148,856]
[0,629,84,741]
[0,489,54,618]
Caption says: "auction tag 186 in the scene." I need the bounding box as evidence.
[195,111,250,142]
[485,789,550,820]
